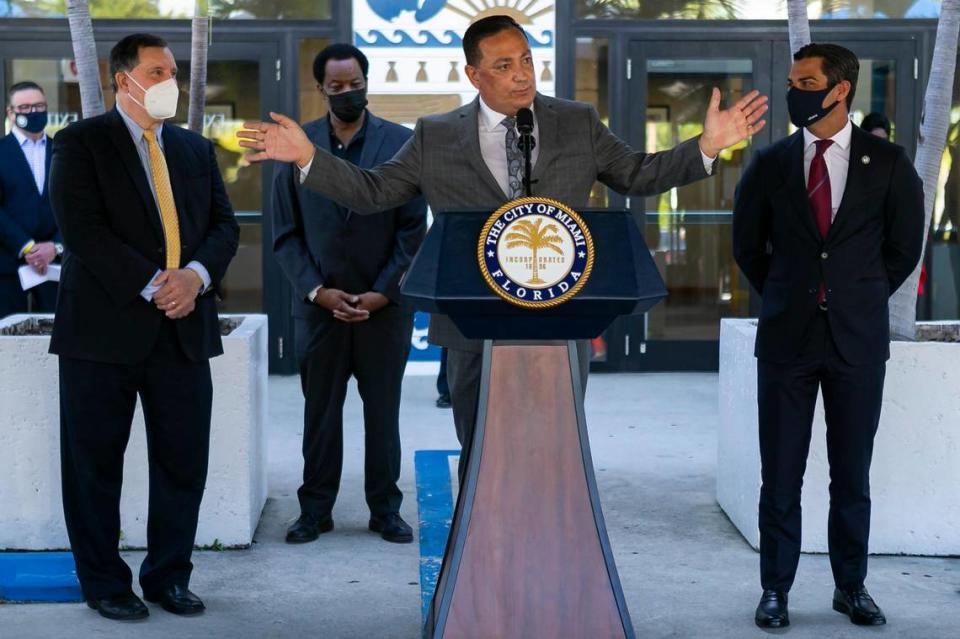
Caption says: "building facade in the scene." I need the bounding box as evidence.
[1,1,955,373]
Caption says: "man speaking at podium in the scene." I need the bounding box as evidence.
[240,15,768,466]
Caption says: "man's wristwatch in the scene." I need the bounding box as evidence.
[55,243,64,257]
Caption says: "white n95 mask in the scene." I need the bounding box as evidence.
[126,72,179,120]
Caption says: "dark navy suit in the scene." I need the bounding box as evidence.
[48,108,239,600]
[734,125,924,593]
[0,131,59,317]
[272,112,425,518]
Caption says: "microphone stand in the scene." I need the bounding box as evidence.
[517,133,537,197]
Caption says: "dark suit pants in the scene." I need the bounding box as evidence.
[58,319,212,600]
[295,306,413,517]
[447,339,591,479]
[0,275,57,318]
[757,310,885,593]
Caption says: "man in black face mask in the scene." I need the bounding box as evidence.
[734,43,924,629]
[0,81,62,318]
[271,43,426,545]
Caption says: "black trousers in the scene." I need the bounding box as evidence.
[447,340,591,480]
[757,310,886,593]
[59,319,212,600]
[295,306,413,517]
[0,274,57,318]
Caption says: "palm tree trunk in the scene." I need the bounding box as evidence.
[890,0,960,340]
[786,0,811,55]
[66,0,104,118]
[187,1,210,134]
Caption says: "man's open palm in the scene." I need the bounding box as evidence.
[700,88,768,158]
[238,112,315,167]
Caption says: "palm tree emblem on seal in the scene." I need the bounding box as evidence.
[504,218,564,285]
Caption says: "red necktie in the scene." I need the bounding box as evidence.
[807,139,833,305]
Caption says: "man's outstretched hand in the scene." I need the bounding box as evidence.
[238,112,315,168]
[699,88,768,159]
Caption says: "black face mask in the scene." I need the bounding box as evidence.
[787,85,840,129]
[327,88,367,123]
[15,111,47,134]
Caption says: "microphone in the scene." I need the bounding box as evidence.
[516,107,534,135]
[515,108,536,197]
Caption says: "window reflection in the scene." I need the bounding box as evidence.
[575,0,941,19]
[0,0,331,19]
[645,58,752,340]
[929,60,960,320]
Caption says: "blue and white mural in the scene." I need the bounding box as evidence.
[353,0,556,111]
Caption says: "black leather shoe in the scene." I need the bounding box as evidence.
[143,584,205,616]
[833,586,886,625]
[86,592,149,621]
[436,394,451,408]
[369,512,414,543]
[285,512,334,543]
[755,589,789,628]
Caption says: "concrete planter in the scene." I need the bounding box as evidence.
[0,313,268,550]
[718,318,960,556]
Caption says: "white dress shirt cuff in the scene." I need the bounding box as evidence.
[141,269,163,301]
[307,285,323,303]
[186,261,212,294]
[298,157,314,184]
[701,150,717,175]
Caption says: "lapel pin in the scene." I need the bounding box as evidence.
[862,155,871,165]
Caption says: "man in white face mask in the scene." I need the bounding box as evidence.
[48,33,239,622]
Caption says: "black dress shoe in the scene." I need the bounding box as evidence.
[86,592,149,621]
[369,512,414,543]
[755,589,789,628]
[833,586,886,625]
[143,584,205,616]
[285,512,334,543]
[436,394,452,408]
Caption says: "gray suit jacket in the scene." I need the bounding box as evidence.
[303,93,713,352]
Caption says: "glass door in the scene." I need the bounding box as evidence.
[624,40,773,370]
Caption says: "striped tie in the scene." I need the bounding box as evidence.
[143,129,181,270]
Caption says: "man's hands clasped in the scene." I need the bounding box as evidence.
[314,288,389,323]
[153,269,203,319]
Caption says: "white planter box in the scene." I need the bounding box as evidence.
[0,313,268,550]
[718,318,960,556]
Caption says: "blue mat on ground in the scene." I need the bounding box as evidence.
[414,449,459,622]
[0,552,82,603]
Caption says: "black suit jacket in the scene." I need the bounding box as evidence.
[733,125,924,366]
[48,108,239,364]
[271,113,426,323]
[0,133,60,274]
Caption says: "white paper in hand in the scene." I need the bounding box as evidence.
[18,264,61,290]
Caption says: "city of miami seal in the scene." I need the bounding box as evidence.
[478,197,594,309]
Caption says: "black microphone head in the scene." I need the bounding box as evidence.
[516,107,534,134]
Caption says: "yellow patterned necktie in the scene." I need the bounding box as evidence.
[142,129,181,269]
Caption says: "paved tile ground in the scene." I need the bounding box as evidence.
[1,372,957,638]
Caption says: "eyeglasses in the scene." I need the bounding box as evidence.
[10,102,48,114]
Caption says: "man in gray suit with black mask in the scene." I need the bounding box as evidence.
[241,14,768,473]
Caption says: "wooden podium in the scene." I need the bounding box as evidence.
[402,209,666,639]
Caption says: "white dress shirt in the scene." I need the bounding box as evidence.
[115,100,211,301]
[11,127,46,194]
[477,96,541,197]
[803,120,852,221]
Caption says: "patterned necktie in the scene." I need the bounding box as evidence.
[142,129,181,270]
[807,138,834,305]
[502,116,523,199]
